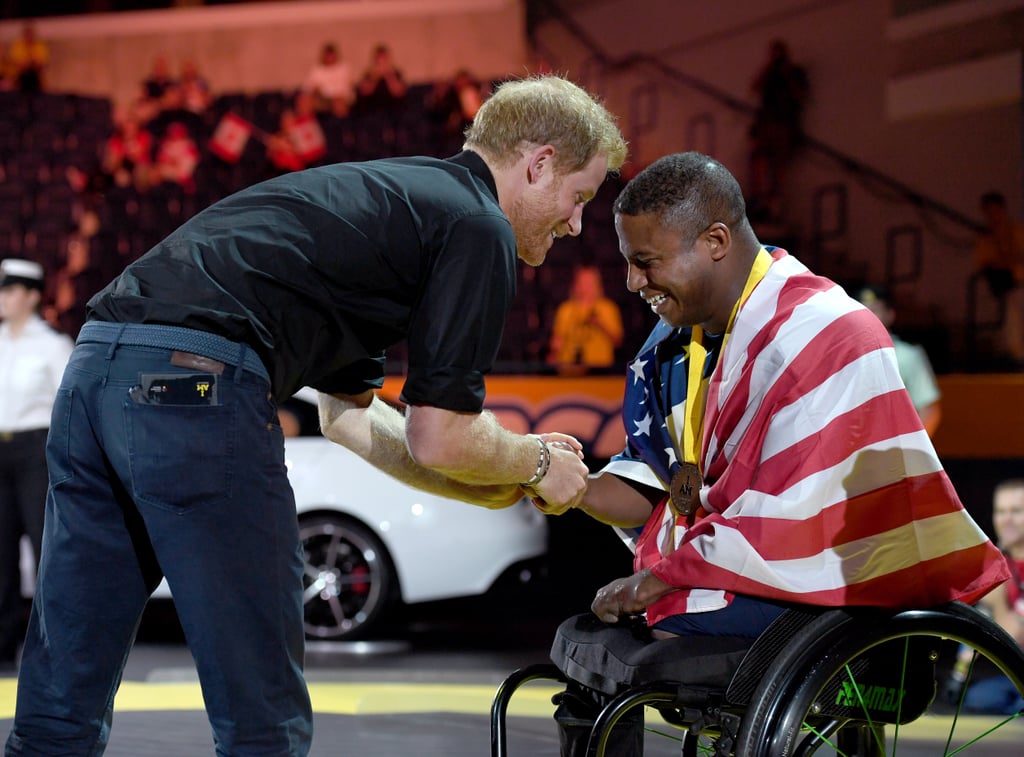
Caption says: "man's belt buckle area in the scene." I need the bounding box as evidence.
[0,432,13,443]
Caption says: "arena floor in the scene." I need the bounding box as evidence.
[3,635,1022,756]
[2,542,1022,757]
[0,633,687,756]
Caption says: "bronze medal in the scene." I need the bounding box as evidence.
[669,462,702,520]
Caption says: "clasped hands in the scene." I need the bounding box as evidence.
[525,432,587,514]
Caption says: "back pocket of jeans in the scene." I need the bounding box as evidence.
[125,401,236,514]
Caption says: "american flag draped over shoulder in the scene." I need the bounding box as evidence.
[605,248,1009,627]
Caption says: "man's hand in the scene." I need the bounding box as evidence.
[528,433,586,514]
[529,433,588,513]
[591,569,675,624]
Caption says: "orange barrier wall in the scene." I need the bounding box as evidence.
[931,374,1024,459]
[381,373,1024,461]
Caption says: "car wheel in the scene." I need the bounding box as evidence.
[299,514,396,641]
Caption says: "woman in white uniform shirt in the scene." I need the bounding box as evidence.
[0,258,73,670]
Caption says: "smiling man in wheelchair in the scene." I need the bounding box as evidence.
[510,153,1014,757]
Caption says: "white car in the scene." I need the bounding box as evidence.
[146,390,549,641]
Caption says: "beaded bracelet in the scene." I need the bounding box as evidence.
[520,435,551,488]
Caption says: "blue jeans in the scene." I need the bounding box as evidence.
[5,324,312,756]
[964,675,1024,715]
[652,594,790,637]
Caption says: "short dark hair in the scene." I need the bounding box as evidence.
[613,152,747,245]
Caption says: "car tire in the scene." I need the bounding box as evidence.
[299,513,396,641]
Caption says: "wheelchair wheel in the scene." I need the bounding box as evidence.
[735,603,1024,756]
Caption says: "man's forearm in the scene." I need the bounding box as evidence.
[322,392,587,510]
[404,403,542,485]
[318,392,522,508]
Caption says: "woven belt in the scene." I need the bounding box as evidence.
[78,321,269,381]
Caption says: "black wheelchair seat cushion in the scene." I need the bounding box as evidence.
[550,613,757,697]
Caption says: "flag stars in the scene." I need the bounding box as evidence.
[633,412,652,437]
[630,358,648,384]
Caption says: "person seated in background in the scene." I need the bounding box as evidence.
[302,42,355,118]
[264,109,307,176]
[177,59,212,116]
[5,22,48,94]
[533,152,1009,756]
[955,479,1024,714]
[356,43,407,114]
[135,55,177,124]
[154,121,199,194]
[47,210,113,339]
[546,264,623,375]
[855,284,942,437]
[426,68,488,139]
[102,108,155,191]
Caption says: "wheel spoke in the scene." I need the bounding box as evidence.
[944,713,1022,756]
[324,532,344,566]
[303,562,323,580]
[889,636,910,755]
[302,575,327,603]
[325,592,349,626]
[794,720,848,757]
[943,646,976,755]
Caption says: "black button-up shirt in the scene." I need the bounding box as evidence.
[87,151,517,410]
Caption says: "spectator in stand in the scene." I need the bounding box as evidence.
[264,109,306,177]
[292,89,320,120]
[142,54,175,102]
[154,121,200,194]
[975,191,1024,367]
[855,284,942,437]
[356,43,407,114]
[426,68,488,140]
[47,210,112,339]
[956,479,1024,714]
[177,59,212,116]
[302,42,355,118]
[5,22,49,94]
[747,39,809,225]
[103,108,155,191]
[135,55,177,124]
[547,264,623,375]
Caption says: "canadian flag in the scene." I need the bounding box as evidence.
[209,112,253,163]
[287,114,327,163]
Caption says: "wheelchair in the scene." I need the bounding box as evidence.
[491,601,1024,756]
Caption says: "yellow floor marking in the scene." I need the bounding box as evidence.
[0,678,562,720]
[1,675,1020,746]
